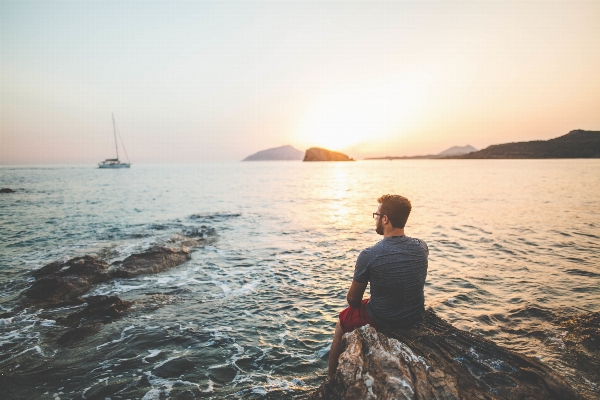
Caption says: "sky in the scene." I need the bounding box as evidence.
[1,1,599,164]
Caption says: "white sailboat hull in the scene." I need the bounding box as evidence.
[98,162,130,169]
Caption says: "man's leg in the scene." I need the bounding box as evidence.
[327,319,344,379]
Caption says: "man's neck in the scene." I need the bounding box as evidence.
[383,228,405,238]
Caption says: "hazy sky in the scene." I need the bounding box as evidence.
[1,1,599,164]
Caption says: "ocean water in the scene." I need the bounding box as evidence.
[0,160,599,399]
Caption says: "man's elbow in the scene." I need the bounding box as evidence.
[346,294,362,308]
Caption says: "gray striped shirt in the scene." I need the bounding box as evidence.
[354,235,429,327]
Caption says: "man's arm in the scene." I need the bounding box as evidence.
[346,280,368,308]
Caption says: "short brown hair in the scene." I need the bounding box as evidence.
[377,194,412,228]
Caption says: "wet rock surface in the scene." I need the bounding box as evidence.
[57,295,132,345]
[312,309,583,400]
[110,246,191,278]
[62,295,132,326]
[24,246,194,308]
[24,256,110,307]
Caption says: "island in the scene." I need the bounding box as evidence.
[366,145,477,160]
[451,129,600,159]
[242,145,304,161]
[303,147,354,162]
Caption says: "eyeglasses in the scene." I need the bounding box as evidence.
[373,213,382,219]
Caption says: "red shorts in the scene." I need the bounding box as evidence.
[339,299,377,333]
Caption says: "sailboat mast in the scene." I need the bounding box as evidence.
[112,113,119,161]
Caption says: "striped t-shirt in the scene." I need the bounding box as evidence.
[353,235,429,327]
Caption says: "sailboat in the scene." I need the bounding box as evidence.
[98,114,131,168]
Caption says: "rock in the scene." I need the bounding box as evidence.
[32,255,109,280]
[25,256,110,307]
[111,246,191,278]
[312,309,582,400]
[62,295,132,326]
[303,147,354,162]
[57,295,132,345]
[0,188,15,193]
[24,247,191,307]
[182,226,216,238]
[57,324,101,345]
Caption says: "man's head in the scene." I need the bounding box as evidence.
[375,194,412,235]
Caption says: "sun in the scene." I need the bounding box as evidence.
[295,75,431,151]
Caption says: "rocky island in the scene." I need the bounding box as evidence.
[242,145,304,161]
[451,130,600,159]
[303,147,354,161]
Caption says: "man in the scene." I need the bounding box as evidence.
[327,194,429,378]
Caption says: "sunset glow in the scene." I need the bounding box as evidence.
[295,75,432,151]
[0,1,599,163]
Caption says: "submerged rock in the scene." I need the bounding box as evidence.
[57,324,102,345]
[63,295,132,325]
[57,295,132,345]
[111,246,191,278]
[303,147,354,162]
[312,309,582,400]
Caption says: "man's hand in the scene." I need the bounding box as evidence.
[346,280,368,308]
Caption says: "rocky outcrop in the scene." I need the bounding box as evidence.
[111,246,191,278]
[24,245,194,308]
[303,147,354,162]
[15,227,215,346]
[25,256,111,307]
[312,309,582,400]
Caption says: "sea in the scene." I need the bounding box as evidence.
[0,160,599,399]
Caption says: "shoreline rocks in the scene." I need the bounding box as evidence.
[312,309,583,400]
[19,228,215,345]
[303,147,354,162]
[25,256,111,307]
[111,246,191,278]
[23,246,193,308]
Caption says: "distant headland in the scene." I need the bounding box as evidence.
[366,145,477,160]
[449,130,600,159]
